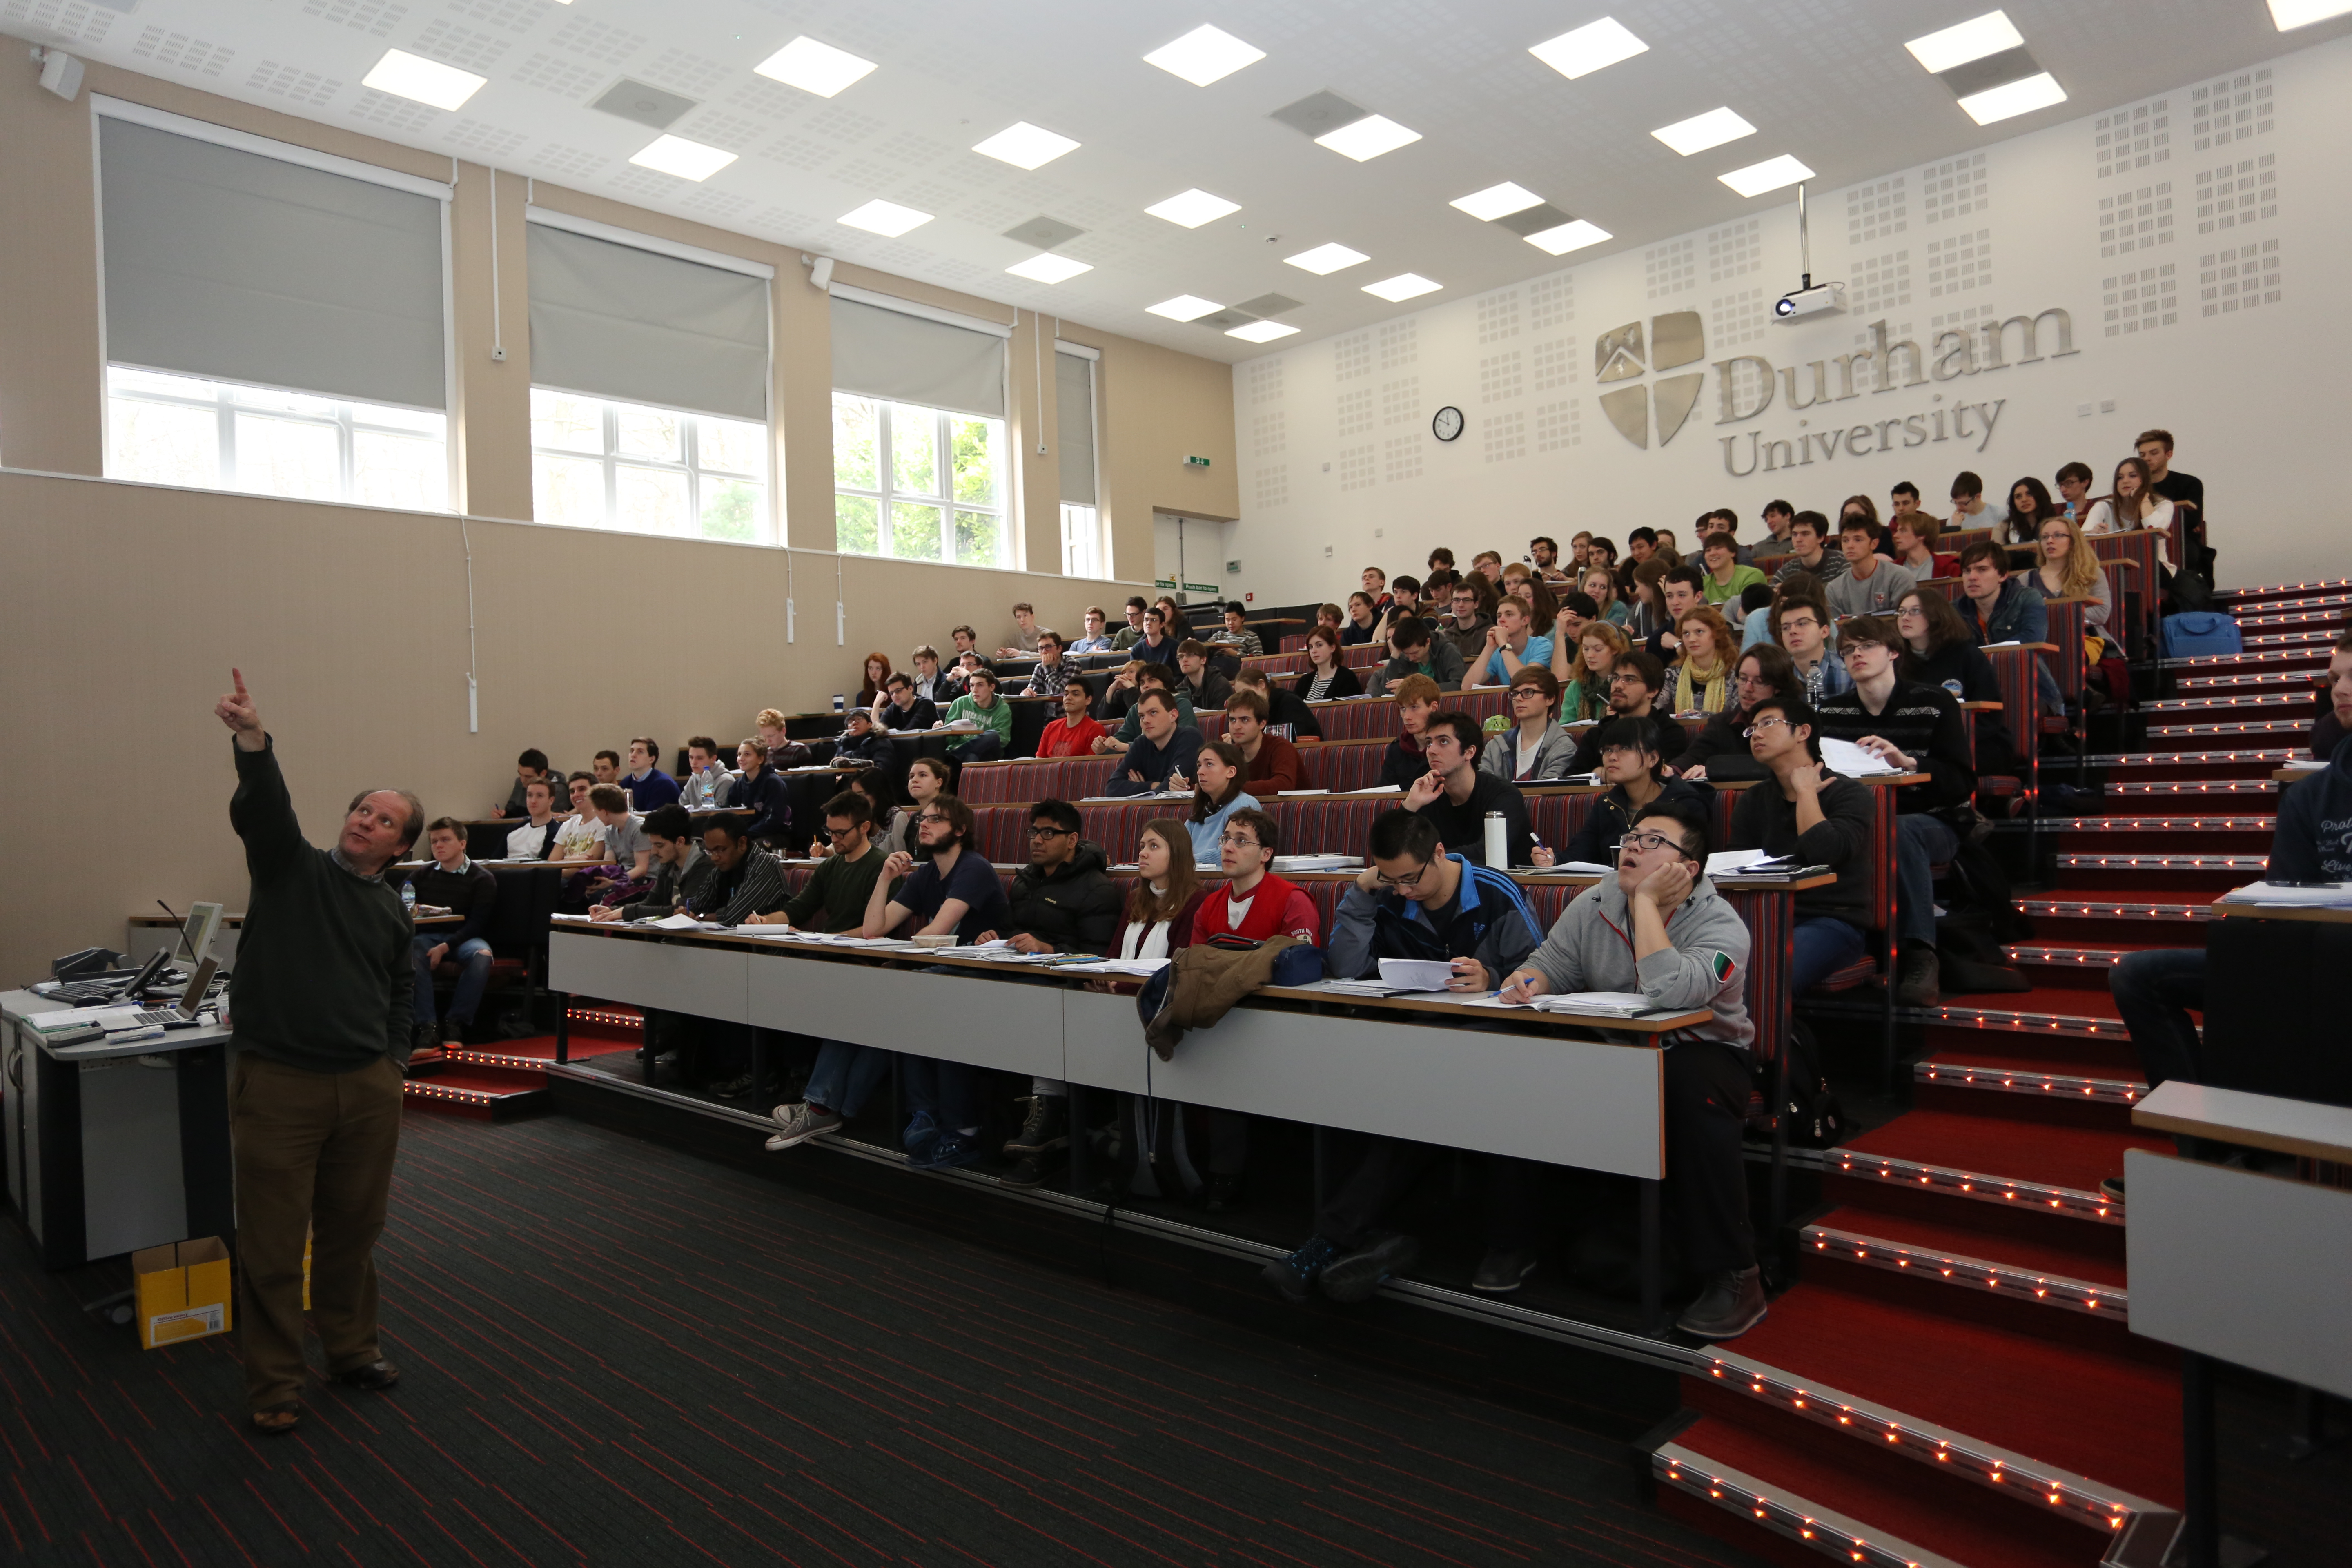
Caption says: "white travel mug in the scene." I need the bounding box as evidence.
[1483,810,1508,869]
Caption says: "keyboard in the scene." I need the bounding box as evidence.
[50,980,128,1004]
[127,1008,192,1028]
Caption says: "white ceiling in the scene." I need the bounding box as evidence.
[17,0,2345,362]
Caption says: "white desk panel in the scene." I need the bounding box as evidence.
[551,932,750,1023]
[745,954,1066,1080]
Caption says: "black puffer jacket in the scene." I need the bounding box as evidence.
[1003,840,1123,955]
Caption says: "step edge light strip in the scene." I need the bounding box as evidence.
[1800,1222,2129,1317]
[1654,1444,1977,1567]
[1773,1145,2124,1224]
[1915,1060,2145,1105]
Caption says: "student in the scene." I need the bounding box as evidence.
[1105,690,1203,796]
[1948,470,2007,531]
[1773,512,1848,586]
[1824,517,1917,619]
[755,709,814,770]
[1471,549,1505,584]
[1890,513,1956,579]
[1896,589,2011,771]
[1442,579,1497,666]
[1473,597,1555,687]
[1579,566,1629,628]
[1498,799,1761,1336]
[1194,807,1320,944]
[1100,664,1198,752]
[1131,604,1180,666]
[1067,606,1116,655]
[876,673,940,733]
[1888,481,1923,526]
[935,668,1013,761]
[1775,597,1851,707]
[405,817,497,1053]
[1110,595,1150,651]
[2054,462,2096,521]
[2025,515,2114,643]
[494,748,551,818]
[1364,616,1464,696]
[1178,741,1261,862]
[1266,810,1544,1304]
[1427,545,1458,577]
[590,804,708,923]
[947,624,995,677]
[1021,630,1071,699]
[1223,692,1302,795]
[1677,645,1801,784]
[728,737,794,849]
[860,795,1011,1171]
[1233,667,1321,739]
[1700,532,1768,615]
[1812,615,1975,1007]
[2006,476,2065,546]
[1360,566,1392,614]
[506,775,562,859]
[1622,526,1659,580]
[590,749,623,787]
[831,706,895,769]
[760,795,895,1152]
[581,784,653,906]
[686,815,789,928]
[678,737,729,808]
[1294,625,1365,701]
[2307,633,2352,760]
[1209,601,1264,658]
[1528,535,1570,583]
[1644,564,1707,662]
[855,653,894,710]
[998,601,1042,657]
[1566,651,1691,775]
[1480,666,1580,783]
[1726,695,1876,993]
[1955,539,2048,646]
[550,773,611,865]
[2136,428,2203,517]
[1379,675,1443,792]
[2082,456,2175,536]
[907,644,957,705]
[1175,639,1232,711]
[1339,592,1383,648]
[1038,683,1108,757]
[1401,710,1533,868]
[1671,606,1737,715]
[1556,717,1709,868]
[879,756,948,859]
[1315,601,1345,639]
[1558,621,1631,722]
[1757,498,1797,557]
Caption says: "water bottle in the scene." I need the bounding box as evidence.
[401,880,416,919]
[1483,811,1508,869]
[832,693,846,714]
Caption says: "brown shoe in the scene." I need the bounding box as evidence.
[332,1360,402,1392]
[251,1401,302,1435]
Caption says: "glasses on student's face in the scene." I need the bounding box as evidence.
[1028,824,1074,839]
[918,811,948,825]
[1742,717,1790,739]
[1375,861,1431,890]
[1610,670,1644,685]
[1220,832,1261,851]
[1618,830,1676,854]
[823,824,858,840]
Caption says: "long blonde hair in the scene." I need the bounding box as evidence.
[2036,515,2105,599]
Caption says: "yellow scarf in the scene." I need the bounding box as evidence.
[1675,657,1729,715]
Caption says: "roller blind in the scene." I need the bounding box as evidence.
[1056,349,1097,505]
[831,295,1007,419]
[527,223,771,421]
[98,116,447,409]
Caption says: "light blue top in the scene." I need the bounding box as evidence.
[1187,791,1262,864]
[1482,633,1556,686]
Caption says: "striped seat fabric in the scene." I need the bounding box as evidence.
[1296,740,1394,793]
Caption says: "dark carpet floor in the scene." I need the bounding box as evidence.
[0,1111,1766,1568]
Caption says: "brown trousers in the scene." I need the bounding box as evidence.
[229,1051,404,1411]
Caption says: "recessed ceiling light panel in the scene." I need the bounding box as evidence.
[1227,320,1299,343]
[1719,154,1815,197]
[1143,23,1266,86]
[1147,295,1223,322]
[361,49,485,111]
[754,36,878,98]
[1314,113,1421,161]
[1903,10,2026,73]
[628,134,736,181]
[1362,273,1440,302]
[1958,71,2067,125]
[1450,182,1544,220]
[1285,243,1370,275]
[2271,0,2352,27]
[1145,188,1241,227]
[1524,218,1611,255]
[1650,106,1756,156]
[838,199,933,237]
[1006,253,1093,284]
[971,121,1080,170]
[1528,17,1648,80]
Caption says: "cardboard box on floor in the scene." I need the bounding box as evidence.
[131,1238,232,1350]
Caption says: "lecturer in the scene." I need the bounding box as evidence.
[215,669,421,1435]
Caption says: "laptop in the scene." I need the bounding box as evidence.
[38,958,218,1034]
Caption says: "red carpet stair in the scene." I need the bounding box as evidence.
[1657,575,2338,1566]
[401,1006,642,1119]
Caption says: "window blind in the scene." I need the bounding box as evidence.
[98,115,447,409]
[1056,349,1097,505]
[830,295,1007,419]
[526,223,771,421]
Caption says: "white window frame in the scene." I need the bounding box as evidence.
[831,393,1011,569]
[528,388,770,544]
[1060,503,1102,578]
[103,364,451,508]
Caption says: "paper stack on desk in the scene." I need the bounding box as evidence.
[2218,882,2352,907]
[1054,957,1169,976]
[1272,854,1362,872]
[1530,991,1653,1017]
[1706,849,1800,877]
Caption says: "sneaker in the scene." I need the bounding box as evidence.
[766,1103,841,1150]
[1472,1247,1541,1293]
[1199,1172,1247,1215]
[440,1021,467,1047]
[902,1111,939,1162]
[999,1154,1050,1189]
[1895,948,1941,1009]
[1676,1267,1769,1340]
[1004,1094,1069,1156]
[1261,1236,1341,1305]
[1319,1233,1421,1305]
[711,1074,754,1099]
[910,1131,984,1172]
[2098,1175,2126,1203]
[411,1020,438,1056]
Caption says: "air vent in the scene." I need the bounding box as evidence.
[1232,292,1303,317]
[589,77,696,131]
[1001,214,1086,249]
[1494,203,1575,237]
[1268,90,1368,138]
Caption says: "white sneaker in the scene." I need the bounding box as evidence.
[765,1103,841,1150]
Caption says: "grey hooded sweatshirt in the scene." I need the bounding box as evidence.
[1521,871,1753,1051]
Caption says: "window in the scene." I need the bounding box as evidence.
[530,390,769,542]
[105,366,449,510]
[832,393,1009,567]
[1061,504,1102,577]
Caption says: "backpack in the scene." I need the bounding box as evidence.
[2161,611,2242,659]
[1751,1018,1846,1149]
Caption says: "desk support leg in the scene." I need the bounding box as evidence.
[1312,1127,1329,1223]
[554,994,570,1065]
[1067,1085,1089,1198]
[1639,1178,1663,1334]
[748,1027,768,1100]
[1768,1042,1791,1270]
[2183,1350,2220,1568]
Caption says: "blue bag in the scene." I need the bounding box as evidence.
[2160,612,2242,658]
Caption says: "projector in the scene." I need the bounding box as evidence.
[1773,281,1847,322]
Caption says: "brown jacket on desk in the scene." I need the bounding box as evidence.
[1143,935,1309,1060]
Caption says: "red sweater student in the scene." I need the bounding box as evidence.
[1192,807,1321,945]
[1037,686,1109,758]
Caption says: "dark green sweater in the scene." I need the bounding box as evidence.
[227,739,413,1074]
[782,845,889,932]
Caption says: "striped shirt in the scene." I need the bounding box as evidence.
[690,849,790,926]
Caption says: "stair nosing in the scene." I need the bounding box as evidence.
[1766,1145,2124,1226]
[1800,1221,2128,1319]
[1914,1060,2146,1107]
[1655,1442,1977,1568]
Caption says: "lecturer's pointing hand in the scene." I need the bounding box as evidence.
[216,668,265,751]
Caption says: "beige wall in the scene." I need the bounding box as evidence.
[0,42,1243,982]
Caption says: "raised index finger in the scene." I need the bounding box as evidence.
[232,667,249,699]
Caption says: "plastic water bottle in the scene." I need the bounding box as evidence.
[401,880,416,918]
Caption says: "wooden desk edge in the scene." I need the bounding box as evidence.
[2134,1082,2352,1165]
